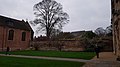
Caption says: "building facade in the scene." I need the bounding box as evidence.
[0,15,33,51]
[111,0,120,60]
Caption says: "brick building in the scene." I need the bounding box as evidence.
[0,15,34,51]
[111,0,120,60]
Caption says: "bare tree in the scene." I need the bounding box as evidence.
[94,27,106,36]
[105,25,112,36]
[32,0,69,39]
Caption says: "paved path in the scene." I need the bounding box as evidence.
[83,52,120,67]
[0,54,92,63]
[0,52,120,67]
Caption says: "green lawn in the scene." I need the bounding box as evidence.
[0,56,84,67]
[0,50,95,60]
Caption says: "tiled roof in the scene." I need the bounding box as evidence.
[0,15,32,31]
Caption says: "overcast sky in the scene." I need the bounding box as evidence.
[0,0,111,36]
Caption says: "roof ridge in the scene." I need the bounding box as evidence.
[0,15,22,22]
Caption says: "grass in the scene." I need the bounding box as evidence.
[0,50,95,60]
[0,56,84,67]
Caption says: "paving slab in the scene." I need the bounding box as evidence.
[83,52,120,67]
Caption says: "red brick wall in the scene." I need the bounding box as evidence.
[31,40,85,51]
[0,26,32,51]
[0,26,4,51]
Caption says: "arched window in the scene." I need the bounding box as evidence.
[8,30,14,40]
[21,32,26,41]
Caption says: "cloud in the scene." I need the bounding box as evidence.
[0,0,111,36]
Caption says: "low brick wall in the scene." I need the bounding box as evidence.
[30,40,85,51]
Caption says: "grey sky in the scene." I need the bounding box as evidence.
[0,0,111,36]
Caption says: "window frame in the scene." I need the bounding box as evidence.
[8,30,14,40]
[21,32,26,41]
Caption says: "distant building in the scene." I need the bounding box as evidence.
[34,35,48,41]
[111,0,120,60]
[70,31,86,37]
[0,15,34,51]
[58,30,95,40]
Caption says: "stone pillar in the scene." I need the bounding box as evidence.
[117,20,120,61]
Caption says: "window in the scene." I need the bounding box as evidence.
[116,0,119,3]
[8,30,14,40]
[21,32,26,41]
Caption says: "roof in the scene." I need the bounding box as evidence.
[0,15,33,31]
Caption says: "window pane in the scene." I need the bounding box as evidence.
[22,32,26,41]
[8,30,14,40]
